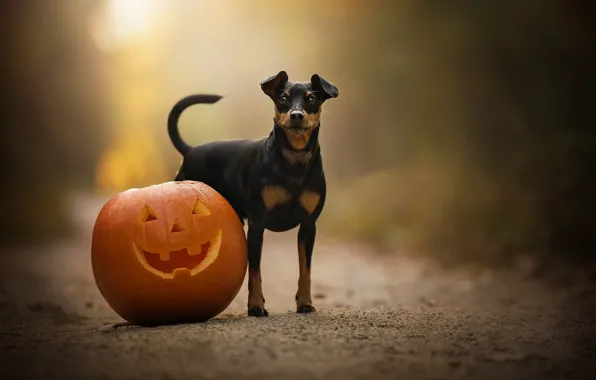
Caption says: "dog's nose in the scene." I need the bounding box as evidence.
[290,111,304,121]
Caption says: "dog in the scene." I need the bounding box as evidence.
[167,71,338,317]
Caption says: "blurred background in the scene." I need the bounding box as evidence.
[1,0,595,267]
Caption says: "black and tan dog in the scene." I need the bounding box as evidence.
[167,71,338,317]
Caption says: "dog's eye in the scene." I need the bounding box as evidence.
[307,96,317,104]
[279,96,288,104]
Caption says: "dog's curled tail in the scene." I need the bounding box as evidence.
[167,94,223,156]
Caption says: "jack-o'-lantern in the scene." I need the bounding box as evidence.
[91,181,247,326]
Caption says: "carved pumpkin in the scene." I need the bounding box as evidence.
[91,181,247,326]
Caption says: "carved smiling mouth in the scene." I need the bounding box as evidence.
[134,230,223,279]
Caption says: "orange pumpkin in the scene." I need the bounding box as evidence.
[91,181,247,326]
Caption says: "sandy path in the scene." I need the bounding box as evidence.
[1,194,595,379]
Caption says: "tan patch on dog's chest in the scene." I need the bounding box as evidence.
[261,186,292,210]
[299,191,321,215]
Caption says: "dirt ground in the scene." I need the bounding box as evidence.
[1,195,595,380]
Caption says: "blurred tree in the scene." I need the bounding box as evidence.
[0,0,109,245]
[323,0,596,263]
[461,0,596,258]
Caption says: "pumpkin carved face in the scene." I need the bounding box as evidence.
[91,181,247,326]
[132,196,223,279]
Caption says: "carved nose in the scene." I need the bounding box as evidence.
[290,111,304,121]
[171,219,185,233]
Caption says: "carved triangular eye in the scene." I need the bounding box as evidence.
[193,199,211,216]
[139,205,157,222]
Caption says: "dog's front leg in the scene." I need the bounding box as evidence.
[247,221,268,317]
[296,222,316,313]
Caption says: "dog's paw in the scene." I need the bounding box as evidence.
[296,304,317,314]
[248,306,269,317]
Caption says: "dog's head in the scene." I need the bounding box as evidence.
[260,71,338,138]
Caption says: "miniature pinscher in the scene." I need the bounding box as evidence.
[167,71,339,317]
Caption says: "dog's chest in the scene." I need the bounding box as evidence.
[261,180,320,210]
[281,148,312,166]
[259,180,322,232]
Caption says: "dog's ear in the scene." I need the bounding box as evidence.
[260,71,289,99]
[311,74,339,102]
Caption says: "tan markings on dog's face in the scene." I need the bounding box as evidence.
[275,108,291,128]
[273,82,322,150]
[274,106,320,132]
[304,110,321,130]
[299,191,320,215]
[261,186,292,210]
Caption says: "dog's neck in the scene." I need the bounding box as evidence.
[267,122,320,167]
